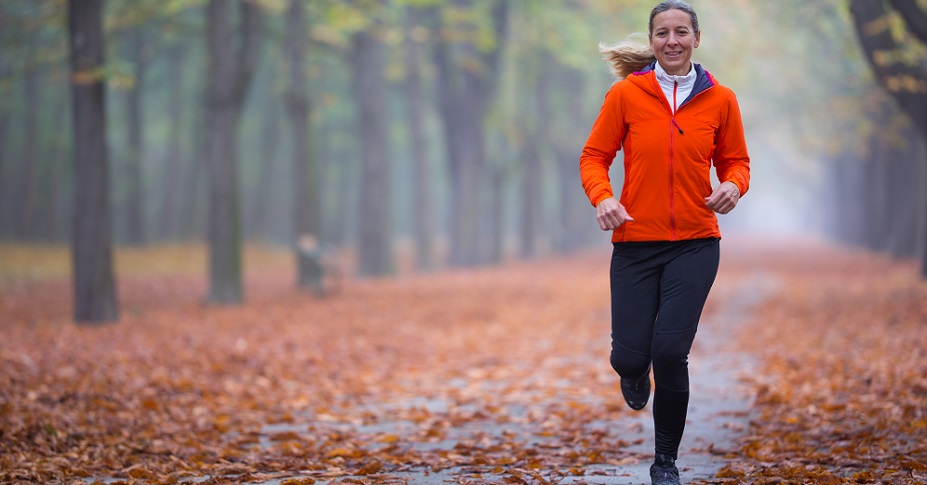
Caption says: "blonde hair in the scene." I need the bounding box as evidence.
[599,35,655,80]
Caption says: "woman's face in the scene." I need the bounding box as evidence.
[649,9,700,76]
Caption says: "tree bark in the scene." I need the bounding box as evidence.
[351,25,394,277]
[206,0,260,304]
[68,0,119,323]
[403,7,436,271]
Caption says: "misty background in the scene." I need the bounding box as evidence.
[1,0,926,309]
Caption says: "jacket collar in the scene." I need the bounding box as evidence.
[630,61,716,108]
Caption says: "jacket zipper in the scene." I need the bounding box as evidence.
[669,81,679,241]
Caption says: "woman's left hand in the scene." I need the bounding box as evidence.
[705,181,741,214]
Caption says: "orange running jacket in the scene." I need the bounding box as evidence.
[580,63,750,243]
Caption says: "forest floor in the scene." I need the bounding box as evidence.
[1,236,926,485]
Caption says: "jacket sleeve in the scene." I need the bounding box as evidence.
[713,91,750,196]
[580,83,626,207]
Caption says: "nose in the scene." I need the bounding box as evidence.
[666,33,679,45]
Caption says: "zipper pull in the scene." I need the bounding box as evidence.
[672,119,684,135]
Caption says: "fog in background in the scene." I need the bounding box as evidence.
[1,0,925,274]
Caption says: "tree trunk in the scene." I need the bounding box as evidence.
[864,154,888,252]
[488,163,506,262]
[18,66,39,241]
[245,98,281,240]
[836,153,866,248]
[285,0,323,286]
[850,0,927,276]
[433,39,481,266]
[520,60,551,259]
[206,0,260,304]
[44,90,70,242]
[180,84,209,241]
[554,67,592,252]
[403,7,435,271]
[68,0,118,324]
[157,44,187,240]
[850,0,927,133]
[124,28,147,244]
[890,158,918,258]
[351,26,394,277]
[848,158,867,247]
[0,16,9,239]
[431,0,510,266]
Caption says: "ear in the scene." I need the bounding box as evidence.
[694,31,701,48]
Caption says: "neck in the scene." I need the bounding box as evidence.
[660,62,691,77]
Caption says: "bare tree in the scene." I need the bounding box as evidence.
[205,0,261,303]
[67,0,118,323]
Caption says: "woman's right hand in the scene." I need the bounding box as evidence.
[596,198,633,231]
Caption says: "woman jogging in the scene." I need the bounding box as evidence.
[579,1,751,484]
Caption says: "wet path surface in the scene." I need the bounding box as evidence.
[71,257,777,485]
[250,276,775,485]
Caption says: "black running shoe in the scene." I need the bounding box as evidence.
[650,454,681,485]
[620,366,651,410]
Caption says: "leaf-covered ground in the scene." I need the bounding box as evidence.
[713,242,927,485]
[1,238,925,484]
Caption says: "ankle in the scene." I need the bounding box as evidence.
[654,453,676,467]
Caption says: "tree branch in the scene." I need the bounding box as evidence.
[850,0,927,133]
[887,0,927,44]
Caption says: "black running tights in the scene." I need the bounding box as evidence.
[609,237,720,459]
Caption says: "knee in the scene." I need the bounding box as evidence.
[651,327,698,390]
[651,347,690,391]
[610,349,651,380]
